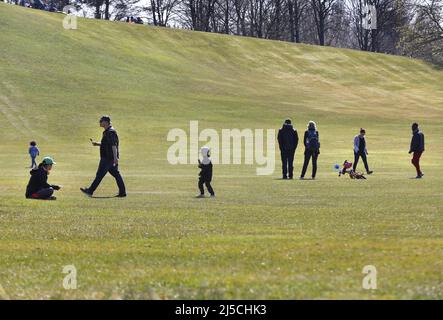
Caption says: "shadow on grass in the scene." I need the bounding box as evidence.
[91,196,118,199]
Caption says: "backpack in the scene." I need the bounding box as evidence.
[307,130,319,151]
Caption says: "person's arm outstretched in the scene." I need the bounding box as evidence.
[90,138,101,147]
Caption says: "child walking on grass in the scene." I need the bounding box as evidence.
[29,141,40,168]
[197,146,215,198]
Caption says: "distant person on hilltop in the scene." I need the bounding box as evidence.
[277,119,299,179]
[353,128,373,175]
[81,116,127,198]
[300,121,320,180]
[409,123,425,179]
[28,141,40,168]
[25,157,60,200]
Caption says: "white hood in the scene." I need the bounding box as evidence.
[200,146,211,165]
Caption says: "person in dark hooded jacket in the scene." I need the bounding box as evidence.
[25,157,61,200]
[409,122,425,178]
[300,121,320,180]
[277,119,299,179]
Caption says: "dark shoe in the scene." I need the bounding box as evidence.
[48,196,57,200]
[282,176,288,180]
[367,171,373,175]
[80,187,93,197]
[288,176,293,180]
[115,193,127,198]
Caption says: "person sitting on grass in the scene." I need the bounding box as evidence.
[28,141,40,168]
[409,122,425,179]
[25,157,61,200]
[353,128,373,175]
[197,146,215,198]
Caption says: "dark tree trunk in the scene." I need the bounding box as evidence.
[288,0,296,42]
[151,0,158,25]
[95,1,101,19]
[224,0,230,34]
[104,0,110,20]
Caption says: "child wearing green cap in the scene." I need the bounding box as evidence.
[25,157,61,200]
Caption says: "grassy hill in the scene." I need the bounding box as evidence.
[0,2,442,299]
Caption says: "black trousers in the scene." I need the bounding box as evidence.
[27,187,54,199]
[301,150,319,178]
[353,152,370,173]
[89,158,126,195]
[280,149,296,178]
[198,177,214,195]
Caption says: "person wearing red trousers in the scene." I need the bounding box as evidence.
[409,123,425,179]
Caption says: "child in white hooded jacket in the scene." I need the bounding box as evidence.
[197,146,215,198]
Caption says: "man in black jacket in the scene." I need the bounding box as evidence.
[81,116,127,197]
[25,157,61,200]
[409,122,425,179]
[277,119,299,179]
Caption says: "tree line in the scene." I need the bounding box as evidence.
[8,0,443,64]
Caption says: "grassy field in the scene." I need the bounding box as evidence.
[0,3,443,299]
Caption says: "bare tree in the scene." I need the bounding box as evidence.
[399,0,443,62]
[179,0,218,31]
[233,0,248,35]
[287,0,308,42]
[148,0,180,26]
[310,0,337,45]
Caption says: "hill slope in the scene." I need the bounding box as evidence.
[1,3,443,140]
[0,3,443,299]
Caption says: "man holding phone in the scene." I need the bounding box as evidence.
[81,115,127,197]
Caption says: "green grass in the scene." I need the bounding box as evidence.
[0,3,443,299]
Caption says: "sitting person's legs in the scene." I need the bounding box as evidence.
[31,187,54,199]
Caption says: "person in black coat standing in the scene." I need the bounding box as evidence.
[277,119,299,179]
[409,122,425,179]
[300,121,320,180]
